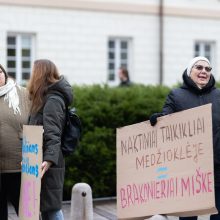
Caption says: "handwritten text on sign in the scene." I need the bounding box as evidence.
[19,125,43,220]
[117,104,216,219]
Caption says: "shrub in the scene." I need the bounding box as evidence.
[63,84,171,199]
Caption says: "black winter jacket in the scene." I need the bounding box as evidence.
[161,70,220,186]
[29,76,73,212]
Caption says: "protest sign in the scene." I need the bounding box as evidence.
[117,104,216,219]
[19,125,43,220]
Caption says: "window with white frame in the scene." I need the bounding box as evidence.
[108,38,131,84]
[7,34,35,85]
[194,41,215,63]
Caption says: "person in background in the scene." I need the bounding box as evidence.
[150,56,220,220]
[28,59,73,220]
[0,64,30,220]
[118,67,132,87]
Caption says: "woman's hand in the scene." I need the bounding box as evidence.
[41,161,52,178]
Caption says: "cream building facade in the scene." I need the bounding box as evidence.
[0,0,220,86]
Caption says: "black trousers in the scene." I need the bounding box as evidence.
[0,172,21,220]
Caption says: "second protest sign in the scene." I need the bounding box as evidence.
[117,104,216,219]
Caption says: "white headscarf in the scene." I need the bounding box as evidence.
[187,56,211,76]
[0,78,21,115]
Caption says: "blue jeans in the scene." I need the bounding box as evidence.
[41,210,64,220]
[179,186,220,220]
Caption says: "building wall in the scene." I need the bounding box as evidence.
[163,16,220,85]
[0,0,220,86]
[165,0,220,10]
[0,3,159,85]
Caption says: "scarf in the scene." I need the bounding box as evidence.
[0,78,21,115]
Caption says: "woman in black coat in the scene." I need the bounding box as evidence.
[28,59,73,220]
[150,56,220,220]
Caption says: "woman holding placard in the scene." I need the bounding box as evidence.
[28,59,73,220]
[150,56,220,220]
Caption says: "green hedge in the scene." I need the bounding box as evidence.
[63,84,171,200]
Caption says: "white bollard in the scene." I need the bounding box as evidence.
[148,215,168,220]
[71,183,93,220]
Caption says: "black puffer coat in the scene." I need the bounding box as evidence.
[162,70,220,186]
[29,76,73,212]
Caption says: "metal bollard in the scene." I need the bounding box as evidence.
[71,183,93,220]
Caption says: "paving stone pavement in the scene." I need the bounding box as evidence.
[8,200,117,220]
[8,200,211,220]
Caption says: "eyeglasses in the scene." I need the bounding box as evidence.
[194,65,212,72]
